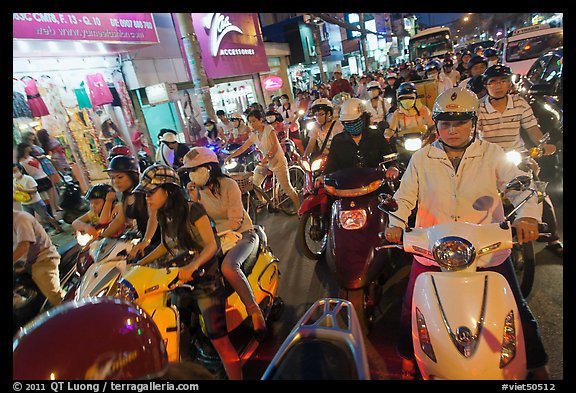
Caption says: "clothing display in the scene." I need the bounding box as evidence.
[21,76,50,117]
[74,84,92,109]
[112,71,136,127]
[13,79,33,118]
[86,72,113,108]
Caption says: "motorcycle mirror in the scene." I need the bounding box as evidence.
[504,175,532,192]
[378,193,398,212]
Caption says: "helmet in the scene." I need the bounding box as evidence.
[483,48,498,58]
[415,64,424,72]
[366,81,382,91]
[425,59,442,72]
[467,75,486,95]
[132,164,181,194]
[467,54,488,69]
[483,64,512,82]
[105,155,140,174]
[461,49,472,58]
[108,145,131,160]
[229,112,244,122]
[84,183,113,200]
[13,297,168,380]
[339,97,365,122]
[310,98,334,114]
[397,82,417,99]
[432,87,479,122]
[385,72,398,80]
[443,58,454,67]
[181,147,218,170]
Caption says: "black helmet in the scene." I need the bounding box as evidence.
[467,75,486,95]
[265,110,283,123]
[483,48,498,58]
[443,58,454,67]
[397,82,417,98]
[105,155,140,174]
[461,49,472,58]
[85,183,113,200]
[483,64,512,83]
[467,54,488,69]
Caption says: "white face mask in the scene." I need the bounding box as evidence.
[369,90,380,99]
[188,166,210,187]
[266,116,276,123]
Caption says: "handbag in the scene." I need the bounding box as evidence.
[218,230,243,254]
[13,190,31,203]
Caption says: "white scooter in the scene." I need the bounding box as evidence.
[377,175,545,380]
[66,230,141,301]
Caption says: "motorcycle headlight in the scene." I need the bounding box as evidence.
[404,137,423,151]
[432,237,475,270]
[306,121,315,131]
[116,279,138,302]
[339,209,367,230]
[76,232,93,247]
[301,160,311,172]
[506,150,522,166]
[311,158,323,172]
[500,310,517,368]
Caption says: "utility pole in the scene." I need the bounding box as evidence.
[359,13,369,73]
[174,13,216,122]
[305,14,327,83]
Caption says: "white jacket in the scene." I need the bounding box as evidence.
[389,138,542,268]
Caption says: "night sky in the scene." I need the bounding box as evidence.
[415,13,466,28]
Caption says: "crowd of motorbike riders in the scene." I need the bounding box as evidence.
[13,51,562,381]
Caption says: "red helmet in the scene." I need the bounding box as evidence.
[108,145,132,160]
[13,297,168,380]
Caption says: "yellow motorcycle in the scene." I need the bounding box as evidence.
[115,225,283,368]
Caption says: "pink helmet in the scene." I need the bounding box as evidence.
[108,145,132,160]
[13,297,168,380]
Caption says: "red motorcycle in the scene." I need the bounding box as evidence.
[297,154,329,259]
[323,154,408,334]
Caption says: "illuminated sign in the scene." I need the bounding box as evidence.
[262,75,284,91]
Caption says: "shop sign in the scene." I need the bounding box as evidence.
[262,75,284,91]
[191,13,269,79]
[13,13,159,44]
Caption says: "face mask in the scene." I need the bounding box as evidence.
[369,90,380,99]
[206,124,214,131]
[399,98,416,109]
[343,118,364,136]
[417,71,425,77]
[188,167,210,187]
[266,116,276,124]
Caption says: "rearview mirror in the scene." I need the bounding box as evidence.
[505,175,532,192]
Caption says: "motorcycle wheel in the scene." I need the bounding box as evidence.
[511,241,536,298]
[13,284,45,333]
[344,288,373,336]
[297,211,327,260]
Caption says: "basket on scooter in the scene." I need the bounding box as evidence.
[230,172,254,193]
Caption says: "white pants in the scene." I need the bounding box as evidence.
[31,256,63,307]
[253,163,298,203]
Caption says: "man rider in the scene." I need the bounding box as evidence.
[303,98,344,159]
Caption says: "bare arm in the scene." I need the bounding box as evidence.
[99,203,126,238]
[178,215,218,282]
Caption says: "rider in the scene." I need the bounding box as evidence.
[265,109,288,143]
[484,47,500,67]
[467,74,488,100]
[440,57,460,87]
[71,183,120,238]
[385,82,436,142]
[384,86,550,380]
[317,98,399,187]
[477,64,562,257]
[424,59,453,94]
[225,109,301,214]
[365,81,391,127]
[133,164,242,380]
[227,112,251,146]
[181,146,267,337]
[303,98,343,159]
[458,54,488,88]
[98,155,160,260]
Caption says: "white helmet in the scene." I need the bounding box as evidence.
[229,112,244,122]
[385,72,398,80]
[310,98,334,114]
[432,87,479,122]
[366,81,381,90]
[339,97,366,122]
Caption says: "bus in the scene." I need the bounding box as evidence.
[408,26,454,61]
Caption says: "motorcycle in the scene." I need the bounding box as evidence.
[297,154,329,259]
[13,238,81,334]
[114,225,284,372]
[261,298,370,380]
[504,133,553,297]
[58,171,90,224]
[387,125,436,172]
[377,175,546,379]
[64,229,141,302]
[323,154,408,334]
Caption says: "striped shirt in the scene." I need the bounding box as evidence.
[477,94,539,151]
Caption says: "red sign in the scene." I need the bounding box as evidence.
[262,75,284,91]
[13,13,159,44]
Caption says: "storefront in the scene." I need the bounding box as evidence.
[13,13,159,190]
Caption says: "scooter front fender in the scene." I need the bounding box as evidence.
[413,271,527,380]
[298,189,328,216]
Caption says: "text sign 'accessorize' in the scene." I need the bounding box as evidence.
[191,13,269,79]
[13,13,159,44]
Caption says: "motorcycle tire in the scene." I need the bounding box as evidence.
[13,283,45,334]
[297,211,327,260]
[511,241,536,298]
[343,288,373,336]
